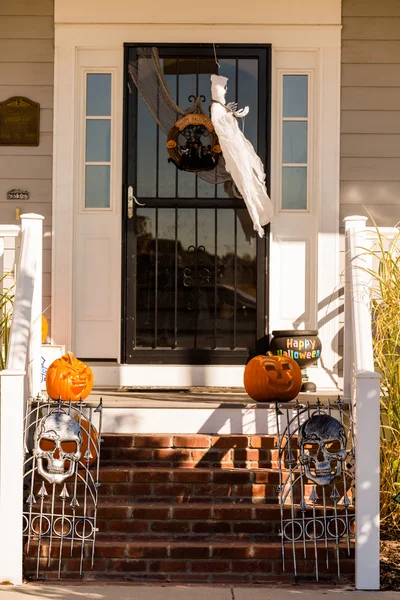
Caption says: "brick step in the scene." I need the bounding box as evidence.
[101,434,298,469]
[24,540,355,583]
[35,500,350,543]
[95,467,336,504]
[34,467,346,505]
[100,448,289,469]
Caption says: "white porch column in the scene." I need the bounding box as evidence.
[354,371,381,590]
[344,216,381,590]
[0,370,25,585]
[343,216,368,400]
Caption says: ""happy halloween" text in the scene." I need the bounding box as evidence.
[274,338,321,361]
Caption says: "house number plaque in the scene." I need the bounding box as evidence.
[0,96,40,146]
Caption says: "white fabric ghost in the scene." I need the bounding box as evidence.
[210,74,274,237]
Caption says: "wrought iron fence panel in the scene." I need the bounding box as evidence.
[275,397,355,582]
[23,397,103,579]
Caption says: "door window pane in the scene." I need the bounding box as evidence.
[86,120,111,162]
[218,58,259,199]
[86,74,111,116]
[137,95,157,197]
[283,75,308,118]
[135,208,156,347]
[235,208,257,349]
[238,59,258,151]
[282,167,307,210]
[85,165,110,208]
[282,122,307,164]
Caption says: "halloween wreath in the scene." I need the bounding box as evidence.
[166,112,221,173]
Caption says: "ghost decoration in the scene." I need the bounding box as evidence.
[210,74,274,237]
[33,412,82,485]
[298,414,347,487]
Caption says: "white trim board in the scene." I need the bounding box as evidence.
[55,0,341,26]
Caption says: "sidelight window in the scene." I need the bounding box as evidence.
[281,74,309,211]
[84,73,112,209]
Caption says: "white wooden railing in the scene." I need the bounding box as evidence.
[0,214,43,585]
[344,216,399,590]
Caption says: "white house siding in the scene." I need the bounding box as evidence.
[0,0,54,332]
[341,0,400,227]
[338,0,400,378]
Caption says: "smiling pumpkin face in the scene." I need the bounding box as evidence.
[244,353,302,402]
[46,351,94,401]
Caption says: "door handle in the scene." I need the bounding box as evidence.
[127,186,145,219]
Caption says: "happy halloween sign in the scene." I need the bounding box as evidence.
[274,337,321,361]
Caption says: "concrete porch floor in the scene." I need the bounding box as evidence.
[86,388,344,409]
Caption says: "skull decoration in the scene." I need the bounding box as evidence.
[33,412,82,485]
[298,414,347,487]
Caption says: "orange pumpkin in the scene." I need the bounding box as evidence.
[244,353,302,402]
[76,416,99,467]
[46,351,94,401]
[42,315,48,343]
[39,415,98,467]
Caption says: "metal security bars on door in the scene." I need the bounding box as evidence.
[275,398,355,582]
[123,45,270,365]
[23,397,103,579]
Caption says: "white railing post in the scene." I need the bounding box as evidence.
[0,370,25,585]
[1,214,43,584]
[7,214,44,398]
[354,371,381,590]
[23,214,43,399]
[344,216,381,590]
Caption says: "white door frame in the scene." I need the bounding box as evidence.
[52,21,341,388]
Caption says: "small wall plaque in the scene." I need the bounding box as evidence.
[0,96,40,146]
[7,189,29,200]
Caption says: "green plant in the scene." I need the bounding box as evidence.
[358,222,400,536]
[0,272,15,370]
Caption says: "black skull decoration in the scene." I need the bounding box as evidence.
[298,414,347,487]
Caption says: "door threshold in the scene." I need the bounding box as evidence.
[117,386,246,394]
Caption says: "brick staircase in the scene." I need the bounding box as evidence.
[24,434,355,583]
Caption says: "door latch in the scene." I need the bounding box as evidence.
[127,186,145,219]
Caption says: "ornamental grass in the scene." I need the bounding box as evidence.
[358,222,400,536]
[0,272,14,370]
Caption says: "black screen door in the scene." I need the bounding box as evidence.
[122,44,271,364]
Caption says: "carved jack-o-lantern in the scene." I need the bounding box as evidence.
[244,353,302,402]
[46,351,94,401]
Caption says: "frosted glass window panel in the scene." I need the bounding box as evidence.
[86,120,111,162]
[283,75,308,118]
[85,165,110,208]
[282,167,307,210]
[282,122,308,164]
[86,74,111,116]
